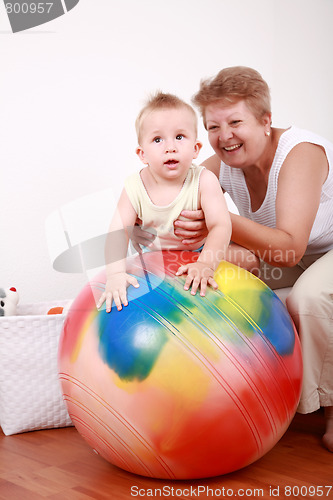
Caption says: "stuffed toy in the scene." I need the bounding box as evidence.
[0,287,19,316]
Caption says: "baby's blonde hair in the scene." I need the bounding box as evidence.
[135,91,198,143]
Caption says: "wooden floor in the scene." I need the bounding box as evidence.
[0,411,332,499]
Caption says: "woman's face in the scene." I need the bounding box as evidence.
[205,100,271,169]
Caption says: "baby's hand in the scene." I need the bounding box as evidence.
[97,272,139,312]
[175,262,218,296]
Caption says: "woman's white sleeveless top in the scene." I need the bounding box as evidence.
[219,126,333,254]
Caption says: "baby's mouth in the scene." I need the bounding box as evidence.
[165,160,179,166]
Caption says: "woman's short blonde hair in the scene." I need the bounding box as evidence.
[192,66,271,126]
[135,92,198,143]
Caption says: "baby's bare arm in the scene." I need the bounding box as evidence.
[176,169,231,295]
[97,189,140,312]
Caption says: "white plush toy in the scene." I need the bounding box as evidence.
[0,287,19,316]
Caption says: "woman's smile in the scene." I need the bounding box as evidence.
[222,143,243,152]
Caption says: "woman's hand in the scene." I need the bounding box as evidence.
[173,210,208,245]
[128,224,157,253]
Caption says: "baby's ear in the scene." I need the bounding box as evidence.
[193,140,203,158]
[136,146,147,164]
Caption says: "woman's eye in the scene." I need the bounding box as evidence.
[231,120,241,126]
[208,125,218,131]
[176,134,184,140]
[153,137,162,143]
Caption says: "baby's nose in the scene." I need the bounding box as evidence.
[166,142,177,153]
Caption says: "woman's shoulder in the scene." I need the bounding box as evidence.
[277,129,330,189]
[275,126,333,171]
[277,126,333,149]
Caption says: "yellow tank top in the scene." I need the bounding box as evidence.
[124,164,206,251]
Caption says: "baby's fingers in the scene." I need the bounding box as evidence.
[105,292,114,313]
[127,276,140,288]
[189,275,201,295]
[183,275,192,291]
[199,278,208,297]
[96,292,106,309]
[183,273,200,295]
[112,290,123,312]
[208,277,219,290]
[119,288,130,309]
[176,265,188,276]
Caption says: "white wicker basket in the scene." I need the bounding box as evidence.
[0,300,73,435]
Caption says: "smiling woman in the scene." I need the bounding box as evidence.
[173,66,333,452]
[205,100,272,182]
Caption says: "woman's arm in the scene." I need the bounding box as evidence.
[174,144,328,266]
[230,142,328,266]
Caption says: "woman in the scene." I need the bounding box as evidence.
[173,66,333,451]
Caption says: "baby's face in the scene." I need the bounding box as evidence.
[136,107,202,181]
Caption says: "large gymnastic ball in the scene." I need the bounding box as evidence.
[58,251,302,479]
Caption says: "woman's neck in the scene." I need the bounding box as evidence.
[243,127,286,178]
[243,127,287,211]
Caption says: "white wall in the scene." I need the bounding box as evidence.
[1,0,332,304]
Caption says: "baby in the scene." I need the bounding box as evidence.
[97,92,231,312]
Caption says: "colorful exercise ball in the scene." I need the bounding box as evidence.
[58,250,302,479]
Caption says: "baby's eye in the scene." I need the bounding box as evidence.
[176,134,184,140]
[153,137,162,143]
